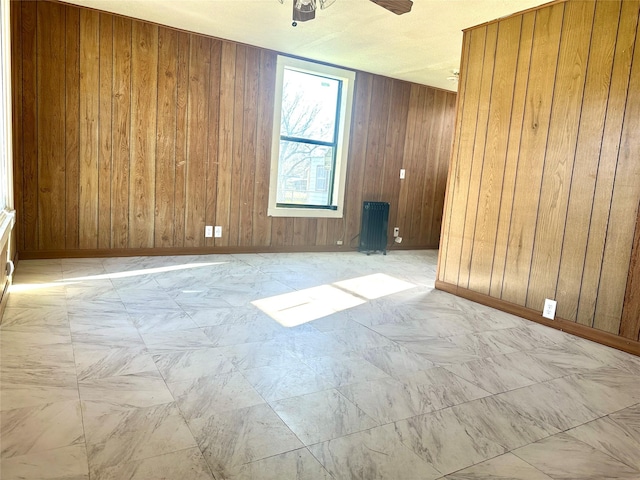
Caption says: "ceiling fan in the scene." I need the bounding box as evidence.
[281,0,413,26]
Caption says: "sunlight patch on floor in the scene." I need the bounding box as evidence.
[252,273,416,327]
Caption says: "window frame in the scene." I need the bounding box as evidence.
[268,56,355,218]
[0,0,15,246]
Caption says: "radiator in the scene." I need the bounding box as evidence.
[359,201,389,255]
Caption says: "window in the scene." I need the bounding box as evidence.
[0,0,15,240]
[268,56,355,218]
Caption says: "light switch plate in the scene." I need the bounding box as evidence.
[400,169,406,179]
[205,226,213,238]
[214,226,222,238]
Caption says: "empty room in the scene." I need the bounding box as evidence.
[1,0,640,479]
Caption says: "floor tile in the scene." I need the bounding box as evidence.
[140,328,215,354]
[73,345,157,381]
[92,447,214,480]
[130,311,199,333]
[368,317,473,341]
[360,344,435,378]
[84,402,197,473]
[450,395,558,450]
[0,444,89,480]
[0,307,69,335]
[394,407,507,475]
[566,411,640,470]
[493,378,601,431]
[0,383,80,412]
[226,448,331,480]
[152,348,235,383]
[444,350,565,395]
[272,389,378,445]
[526,344,607,375]
[1,400,84,459]
[242,362,332,401]
[168,372,265,420]
[400,337,482,365]
[309,424,441,480]
[445,452,553,479]
[339,377,437,423]
[513,433,640,479]
[78,373,174,413]
[216,339,301,370]
[189,403,303,478]
[567,367,640,414]
[188,306,267,327]
[399,367,491,410]
[302,352,390,387]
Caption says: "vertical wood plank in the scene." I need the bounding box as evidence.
[129,20,158,248]
[382,80,411,243]
[526,0,595,312]
[184,35,210,247]
[501,3,565,305]
[468,16,521,295]
[10,2,24,250]
[228,45,246,247]
[489,11,536,298]
[215,41,236,247]
[78,9,100,249]
[205,39,222,248]
[98,13,113,249]
[620,200,640,340]
[343,72,372,247]
[111,16,131,249]
[577,0,639,326]
[418,89,442,247]
[21,1,37,251]
[408,87,432,246]
[438,32,471,278]
[362,76,391,201]
[154,27,178,248]
[458,22,498,288]
[36,1,66,250]
[396,85,418,246]
[593,17,640,334]
[239,47,259,246]
[65,6,80,250]
[173,32,190,247]
[429,92,457,248]
[253,50,275,246]
[404,86,428,247]
[556,0,621,321]
[441,27,487,285]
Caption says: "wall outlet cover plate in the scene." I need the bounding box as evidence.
[542,298,557,320]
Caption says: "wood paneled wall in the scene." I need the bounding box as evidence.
[438,0,640,348]
[10,1,456,256]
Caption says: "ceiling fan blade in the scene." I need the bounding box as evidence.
[319,0,337,10]
[369,0,413,15]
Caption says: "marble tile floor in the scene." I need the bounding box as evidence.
[1,250,640,479]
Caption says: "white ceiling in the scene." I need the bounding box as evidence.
[61,0,551,91]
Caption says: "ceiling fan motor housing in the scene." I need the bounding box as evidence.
[293,0,317,22]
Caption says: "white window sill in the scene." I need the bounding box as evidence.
[268,206,344,218]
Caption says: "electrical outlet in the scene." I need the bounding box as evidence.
[395,236,403,244]
[393,227,400,237]
[214,226,222,238]
[400,169,406,179]
[205,226,213,238]
[336,240,343,245]
[542,298,557,320]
